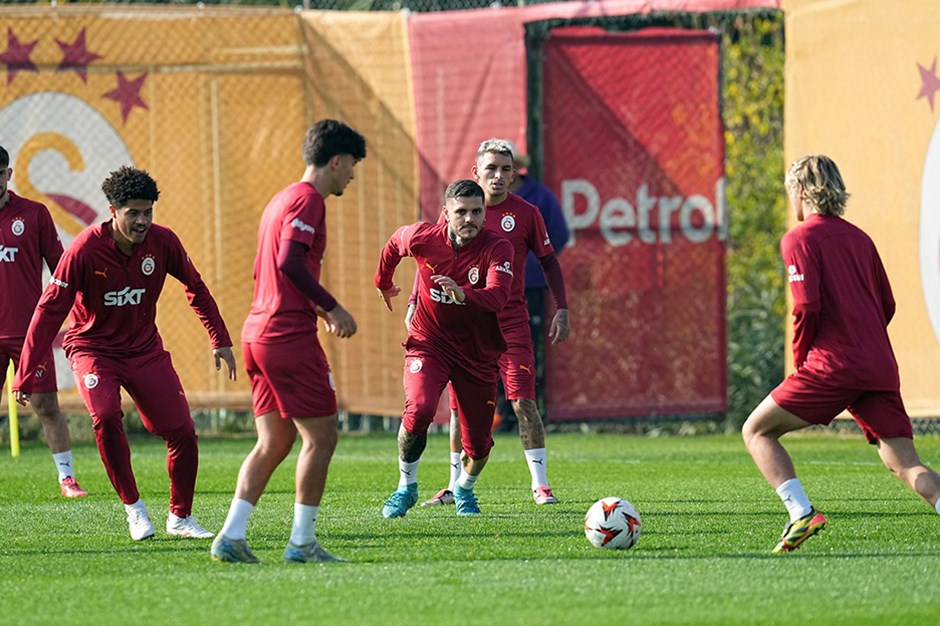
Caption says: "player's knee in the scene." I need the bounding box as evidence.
[878,438,923,477]
[162,421,197,446]
[405,404,437,431]
[256,436,295,462]
[92,411,126,432]
[29,393,62,422]
[512,399,540,423]
[741,417,761,446]
[464,435,494,461]
[310,427,338,457]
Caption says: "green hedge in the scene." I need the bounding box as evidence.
[722,14,786,426]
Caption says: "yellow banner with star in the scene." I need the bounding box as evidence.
[784,0,940,416]
[0,5,422,420]
[0,6,307,410]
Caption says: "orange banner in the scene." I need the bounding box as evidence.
[784,0,940,416]
[0,7,307,409]
[0,6,420,417]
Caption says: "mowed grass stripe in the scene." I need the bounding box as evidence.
[1,432,938,625]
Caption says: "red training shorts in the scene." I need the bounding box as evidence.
[771,370,913,443]
[0,336,57,393]
[243,337,337,419]
[497,322,536,401]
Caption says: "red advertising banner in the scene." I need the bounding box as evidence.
[541,27,726,419]
[407,1,778,220]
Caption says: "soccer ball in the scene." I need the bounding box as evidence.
[584,497,642,550]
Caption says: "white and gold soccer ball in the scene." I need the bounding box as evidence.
[584,497,642,550]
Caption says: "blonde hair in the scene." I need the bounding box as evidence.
[477,138,514,162]
[785,154,849,216]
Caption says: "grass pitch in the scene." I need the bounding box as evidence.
[1,431,939,625]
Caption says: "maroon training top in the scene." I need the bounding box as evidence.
[241,182,336,344]
[781,213,899,390]
[376,221,514,367]
[0,191,63,339]
[15,220,231,393]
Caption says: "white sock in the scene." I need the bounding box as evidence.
[219,498,254,540]
[289,503,319,546]
[935,499,940,515]
[398,459,419,487]
[124,499,148,514]
[448,452,461,491]
[776,478,813,522]
[52,450,74,483]
[524,448,549,489]
[456,469,478,491]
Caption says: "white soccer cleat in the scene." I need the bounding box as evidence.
[167,514,215,539]
[127,504,156,541]
[421,488,455,506]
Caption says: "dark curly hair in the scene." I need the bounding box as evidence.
[302,119,367,167]
[0,145,9,169]
[101,166,160,208]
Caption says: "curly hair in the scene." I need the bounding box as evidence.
[302,119,367,167]
[785,154,849,216]
[0,145,9,169]
[101,166,160,208]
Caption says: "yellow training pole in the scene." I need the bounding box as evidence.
[6,361,18,458]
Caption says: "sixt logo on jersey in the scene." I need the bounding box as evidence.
[494,261,513,276]
[104,287,146,306]
[429,288,465,305]
[291,218,316,235]
[0,245,19,262]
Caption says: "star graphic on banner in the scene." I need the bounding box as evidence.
[916,57,940,112]
[56,28,102,83]
[103,70,149,123]
[0,28,40,84]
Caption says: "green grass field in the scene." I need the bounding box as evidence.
[1,431,939,625]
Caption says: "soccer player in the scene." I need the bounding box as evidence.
[211,120,366,565]
[377,179,514,518]
[416,139,570,507]
[742,154,940,553]
[13,166,236,542]
[0,145,87,498]
[498,140,570,431]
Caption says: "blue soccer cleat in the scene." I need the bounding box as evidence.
[211,534,261,564]
[284,539,346,563]
[454,484,481,516]
[382,484,418,519]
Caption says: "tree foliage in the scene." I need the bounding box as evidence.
[721,15,787,427]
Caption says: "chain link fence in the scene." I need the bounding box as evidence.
[4,1,936,441]
[3,0,565,10]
